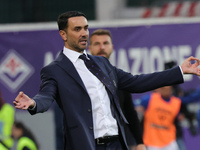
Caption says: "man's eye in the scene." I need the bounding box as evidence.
[75,28,80,31]
[94,43,100,46]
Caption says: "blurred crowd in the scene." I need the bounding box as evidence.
[134,61,200,150]
[0,91,38,150]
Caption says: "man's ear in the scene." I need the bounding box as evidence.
[59,30,67,41]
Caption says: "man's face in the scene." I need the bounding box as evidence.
[60,16,89,52]
[11,125,22,139]
[89,35,113,59]
[158,86,173,98]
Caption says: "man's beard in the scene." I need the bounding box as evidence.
[97,51,110,59]
[70,42,87,52]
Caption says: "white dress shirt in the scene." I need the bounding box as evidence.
[63,47,118,139]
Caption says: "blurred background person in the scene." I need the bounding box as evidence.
[164,61,199,150]
[11,121,39,150]
[89,29,145,150]
[136,62,200,150]
[0,90,15,150]
[139,85,181,150]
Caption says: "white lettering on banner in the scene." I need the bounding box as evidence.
[117,48,129,72]
[109,50,116,66]
[43,52,60,67]
[195,45,200,59]
[163,46,177,63]
[149,46,163,73]
[129,48,143,75]
[44,52,54,66]
[178,45,192,64]
[142,48,149,74]
[112,45,193,81]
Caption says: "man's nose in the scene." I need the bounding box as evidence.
[100,44,105,49]
[81,29,88,37]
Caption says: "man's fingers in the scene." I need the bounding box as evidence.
[188,56,200,63]
[13,101,17,106]
[194,59,200,66]
[13,102,22,109]
[187,56,195,61]
[187,56,200,68]
[13,100,22,106]
[22,106,28,110]
[13,91,30,110]
[15,91,24,102]
[14,102,28,109]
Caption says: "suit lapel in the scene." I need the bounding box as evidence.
[55,52,87,92]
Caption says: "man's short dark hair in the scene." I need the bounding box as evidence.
[57,11,86,30]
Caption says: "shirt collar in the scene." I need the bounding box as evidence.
[63,47,88,63]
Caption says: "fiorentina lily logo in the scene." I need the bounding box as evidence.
[0,50,34,92]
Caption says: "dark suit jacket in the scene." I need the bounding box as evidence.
[29,51,184,150]
[118,90,143,146]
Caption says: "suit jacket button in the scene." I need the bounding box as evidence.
[88,109,91,112]
[89,127,93,130]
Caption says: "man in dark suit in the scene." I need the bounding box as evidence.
[13,11,200,150]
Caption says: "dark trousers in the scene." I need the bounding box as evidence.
[96,139,126,150]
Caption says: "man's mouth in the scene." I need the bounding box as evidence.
[79,39,87,45]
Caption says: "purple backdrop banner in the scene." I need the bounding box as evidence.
[0,22,200,104]
[1,21,200,150]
